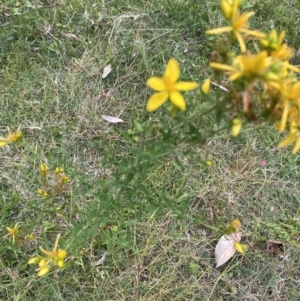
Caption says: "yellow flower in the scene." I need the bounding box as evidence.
[40,163,48,176]
[268,79,300,102]
[207,0,265,52]
[210,51,272,82]
[4,223,19,244]
[231,118,242,137]
[60,174,70,183]
[260,30,285,51]
[7,126,22,142]
[225,219,242,234]
[278,122,300,154]
[28,233,67,276]
[0,126,22,147]
[201,78,211,94]
[260,30,293,60]
[267,80,300,132]
[37,188,48,198]
[28,233,35,240]
[54,167,64,174]
[39,234,67,262]
[205,160,213,167]
[146,58,199,112]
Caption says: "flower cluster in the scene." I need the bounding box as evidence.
[206,0,300,153]
[0,126,22,147]
[145,1,300,154]
[28,234,67,276]
[38,163,70,198]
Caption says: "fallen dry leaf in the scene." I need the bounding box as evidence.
[102,64,112,78]
[266,239,285,254]
[101,115,124,123]
[60,32,78,39]
[215,232,241,268]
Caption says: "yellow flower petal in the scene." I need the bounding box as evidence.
[146,92,169,112]
[221,0,232,19]
[206,26,233,35]
[39,258,47,268]
[170,91,186,111]
[28,256,40,264]
[235,31,246,53]
[278,133,297,148]
[210,63,236,72]
[234,242,247,254]
[230,72,243,81]
[232,0,239,15]
[164,58,180,84]
[292,137,300,154]
[38,265,50,277]
[56,259,64,268]
[233,11,255,29]
[201,78,211,94]
[147,77,167,91]
[57,249,67,260]
[241,29,266,39]
[282,62,300,73]
[231,118,242,137]
[290,81,300,99]
[174,81,199,91]
[39,246,53,258]
[278,104,289,132]
[0,140,8,147]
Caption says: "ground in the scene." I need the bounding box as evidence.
[1,0,300,300]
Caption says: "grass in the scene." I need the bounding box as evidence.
[1,0,300,300]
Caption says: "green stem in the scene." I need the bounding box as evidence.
[143,102,221,143]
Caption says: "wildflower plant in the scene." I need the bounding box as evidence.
[2,0,299,281]
[37,163,70,198]
[0,126,22,147]
[65,0,300,271]
[28,234,67,276]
